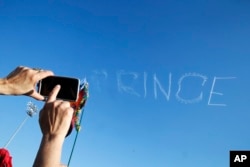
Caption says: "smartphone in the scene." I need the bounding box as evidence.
[38,76,80,101]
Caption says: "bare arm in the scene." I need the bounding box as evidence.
[33,85,73,167]
[34,135,65,167]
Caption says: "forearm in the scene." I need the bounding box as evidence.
[33,135,64,167]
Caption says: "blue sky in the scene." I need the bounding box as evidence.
[0,0,250,166]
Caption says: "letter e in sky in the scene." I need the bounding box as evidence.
[208,77,236,106]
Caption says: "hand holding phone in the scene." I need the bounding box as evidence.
[38,76,80,102]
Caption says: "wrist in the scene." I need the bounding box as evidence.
[0,78,11,95]
[42,134,65,144]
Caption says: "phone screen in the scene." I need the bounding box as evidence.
[39,76,80,101]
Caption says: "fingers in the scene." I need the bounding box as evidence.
[47,85,61,103]
[59,101,71,108]
[34,70,54,81]
[32,69,54,101]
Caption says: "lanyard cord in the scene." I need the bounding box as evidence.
[67,108,85,167]
[4,101,38,148]
[4,116,29,148]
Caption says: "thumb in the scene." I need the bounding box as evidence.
[31,91,45,101]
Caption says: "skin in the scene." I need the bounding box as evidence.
[0,66,54,100]
[0,66,70,166]
[33,85,73,167]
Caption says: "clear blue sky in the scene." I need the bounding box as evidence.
[0,0,250,166]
